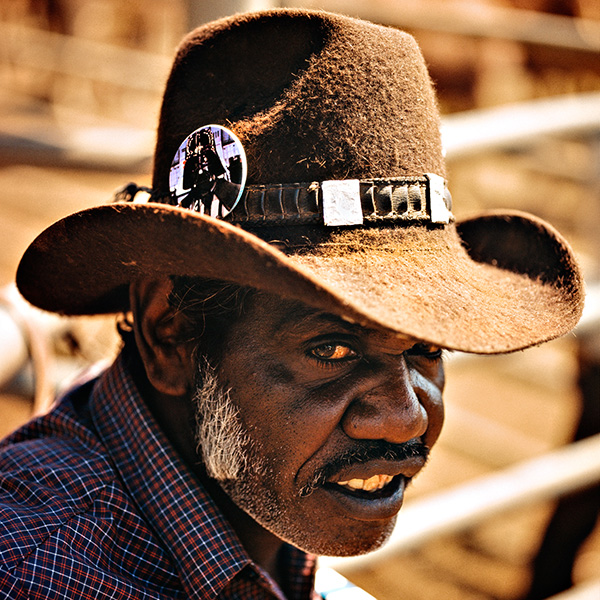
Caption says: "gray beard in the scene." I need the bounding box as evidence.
[192,361,396,557]
[193,360,259,481]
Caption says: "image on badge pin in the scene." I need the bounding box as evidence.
[169,124,247,219]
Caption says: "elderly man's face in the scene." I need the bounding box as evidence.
[197,292,445,557]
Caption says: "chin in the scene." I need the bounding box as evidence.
[288,517,397,558]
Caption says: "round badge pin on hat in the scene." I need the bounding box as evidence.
[170,125,247,218]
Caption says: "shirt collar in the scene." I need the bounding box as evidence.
[90,349,315,599]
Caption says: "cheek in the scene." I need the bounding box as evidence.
[410,365,445,448]
[225,357,357,469]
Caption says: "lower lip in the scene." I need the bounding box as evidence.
[318,475,407,521]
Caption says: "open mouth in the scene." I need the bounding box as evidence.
[324,473,404,500]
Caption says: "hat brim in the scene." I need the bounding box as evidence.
[16,202,583,354]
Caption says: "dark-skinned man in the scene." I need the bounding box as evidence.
[0,9,583,600]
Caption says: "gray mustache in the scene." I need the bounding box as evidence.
[299,439,429,497]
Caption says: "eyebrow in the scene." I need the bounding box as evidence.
[268,298,419,347]
[272,301,365,338]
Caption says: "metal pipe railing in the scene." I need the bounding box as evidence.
[289,0,600,53]
[321,433,600,571]
[1,90,598,169]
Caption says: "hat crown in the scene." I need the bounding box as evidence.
[152,9,445,194]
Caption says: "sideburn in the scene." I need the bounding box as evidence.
[193,360,263,482]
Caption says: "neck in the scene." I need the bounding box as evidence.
[135,361,286,582]
[196,467,286,583]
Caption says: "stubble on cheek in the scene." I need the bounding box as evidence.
[192,361,398,557]
[192,361,314,545]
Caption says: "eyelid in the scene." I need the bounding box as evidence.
[306,336,361,364]
[310,343,358,359]
[405,342,443,359]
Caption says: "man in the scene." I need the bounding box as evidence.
[0,9,584,600]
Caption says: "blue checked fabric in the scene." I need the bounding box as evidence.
[0,351,319,599]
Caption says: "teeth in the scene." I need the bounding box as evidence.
[336,474,394,492]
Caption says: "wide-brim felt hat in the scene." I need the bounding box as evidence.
[16,9,584,354]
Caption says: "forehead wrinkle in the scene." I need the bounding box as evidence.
[270,299,366,339]
[250,294,419,348]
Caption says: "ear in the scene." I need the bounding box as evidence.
[129,278,194,397]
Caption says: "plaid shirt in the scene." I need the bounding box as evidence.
[0,351,319,599]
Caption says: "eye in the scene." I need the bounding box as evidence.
[405,342,443,361]
[309,343,358,362]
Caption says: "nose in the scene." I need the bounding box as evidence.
[340,358,428,444]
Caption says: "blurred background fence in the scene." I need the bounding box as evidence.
[0,2,599,599]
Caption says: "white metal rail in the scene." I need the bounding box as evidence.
[289,0,600,53]
[321,434,600,571]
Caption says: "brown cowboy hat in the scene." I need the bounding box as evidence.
[16,9,584,354]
